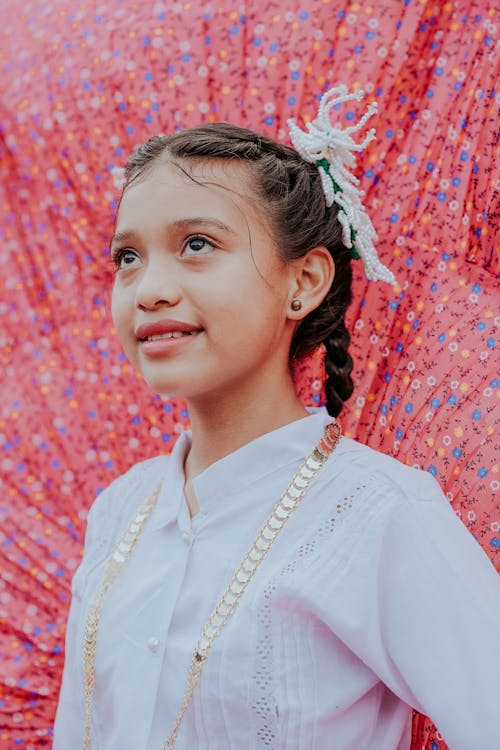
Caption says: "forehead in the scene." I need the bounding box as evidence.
[117,158,262,228]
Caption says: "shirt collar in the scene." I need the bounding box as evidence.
[147,430,191,532]
[192,407,334,514]
[148,407,336,529]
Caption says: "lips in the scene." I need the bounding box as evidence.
[135,319,203,341]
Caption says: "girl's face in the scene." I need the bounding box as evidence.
[111,160,298,403]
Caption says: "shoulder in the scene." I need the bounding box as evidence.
[308,438,474,588]
[324,435,446,510]
[83,455,169,561]
[89,454,168,518]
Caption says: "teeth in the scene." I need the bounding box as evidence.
[146,331,194,341]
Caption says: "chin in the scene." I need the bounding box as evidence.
[141,373,201,400]
[144,379,187,398]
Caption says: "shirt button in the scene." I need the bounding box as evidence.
[182,531,193,546]
[148,637,160,653]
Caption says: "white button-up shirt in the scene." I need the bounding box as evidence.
[54,409,500,749]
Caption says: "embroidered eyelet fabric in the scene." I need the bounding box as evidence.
[0,1,498,748]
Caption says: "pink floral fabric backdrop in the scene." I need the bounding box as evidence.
[0,1,498,747]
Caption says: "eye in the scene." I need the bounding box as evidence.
[181,236,214,257]
[112,248,141,270]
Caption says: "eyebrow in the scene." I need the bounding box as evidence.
[110,217,237,247]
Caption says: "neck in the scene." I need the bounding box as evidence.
[183,375,308,482]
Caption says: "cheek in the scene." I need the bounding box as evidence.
[110,285,121,327]
[216,256,285,307]
[110,283,132,337]
[213,281,287,344]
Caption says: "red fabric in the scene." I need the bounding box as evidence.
[0,1,498,747]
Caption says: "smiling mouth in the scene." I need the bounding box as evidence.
[140,330,202,342]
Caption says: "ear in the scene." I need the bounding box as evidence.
[287,246,335,319]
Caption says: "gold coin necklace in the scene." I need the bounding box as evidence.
[82,421,342,749]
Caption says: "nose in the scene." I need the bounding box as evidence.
[134,256,181,311]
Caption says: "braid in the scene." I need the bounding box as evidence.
[123,124,356,416]
[323,321,354,418]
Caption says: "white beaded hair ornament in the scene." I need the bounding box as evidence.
[288,85,397,285]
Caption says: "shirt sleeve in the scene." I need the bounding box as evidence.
[378,486,500,748]
[316,470,500,750]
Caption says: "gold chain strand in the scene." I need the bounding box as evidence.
[162,422,342,749]
[83,482,162,750]
[82,422,341,750]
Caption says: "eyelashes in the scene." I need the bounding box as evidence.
[111,247,139,269]
[110,235,216,271]
[182,236,215,256]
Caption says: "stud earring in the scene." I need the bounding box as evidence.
[291,299,302,311]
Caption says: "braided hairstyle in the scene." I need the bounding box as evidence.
[124,123,354,417]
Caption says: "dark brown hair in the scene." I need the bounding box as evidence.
[124,123,354,417]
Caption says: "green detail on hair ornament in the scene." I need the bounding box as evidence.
[350,228,361,260]
[316,158,341,193]
[316,158,360,261]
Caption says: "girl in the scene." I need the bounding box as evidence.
[54,87,500,750]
